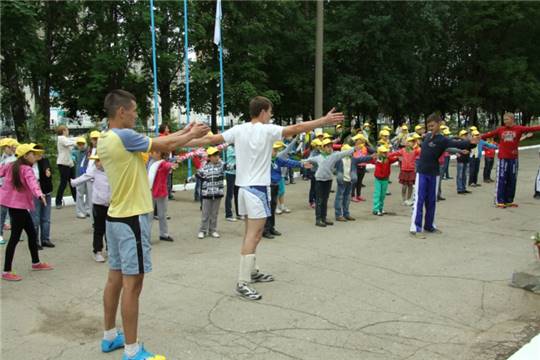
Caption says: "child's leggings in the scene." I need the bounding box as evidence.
[3,208,40,272]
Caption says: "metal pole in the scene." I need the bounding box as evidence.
[315,0,324,119]
[183,0,192,178]
[219,42,225,133]
[150,0,159,135]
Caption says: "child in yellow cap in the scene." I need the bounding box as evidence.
[350,133,373,202]
[366,145,400,216]
[30,144,55,249]
[0,138,18,244]
[73,136,91,219]
[196,147,225,239]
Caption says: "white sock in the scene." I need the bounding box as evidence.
[124,343,140,358]
[103,328,117,341]
[238,254,256,284]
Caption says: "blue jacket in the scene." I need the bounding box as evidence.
[470,139,497,160]
[271,157,303,184]
[417,133,474,176]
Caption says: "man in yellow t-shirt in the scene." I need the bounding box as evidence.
[97,89,208,360]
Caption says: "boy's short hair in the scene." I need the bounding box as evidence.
[56,125,67,135]
[249,96,273,118]
[104,89,136,118]
[33,144,45,150]
[426,112,442,124]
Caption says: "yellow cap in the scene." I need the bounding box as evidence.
[379,130,390,137]
[321,138,333,146]
[89,154,99,161]
[471,130,480,136]
[377,145,390,153]
[352,133,367,142]
[469,126,478,131]
[323,133,331,139]
[414,124,424,131]
[341,144,352,151]
[76,137,87,144]
[15,143,44,158]
[401,125,408,130]
[272,141,286,149]
[311,139,322,147]
[442,129,451,136]
[458,130,468,137]
[406,136,416,143]
[207,131,214,136]
[363,122,371,127]
[90,130,100,138]
[383,126,392,131]
[412,133,422,140]
[2,138,19,147]
[206,146,219,156]
[0,138,8,147]
[440,125,448,130]
[336,124,342,130]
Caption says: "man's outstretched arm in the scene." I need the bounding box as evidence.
[282,108,344,138]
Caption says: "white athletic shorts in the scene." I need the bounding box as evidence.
[238,186,271,219]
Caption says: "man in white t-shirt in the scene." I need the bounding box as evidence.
[187,96,344,300]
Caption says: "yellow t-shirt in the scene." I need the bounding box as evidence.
[97,128,153,218]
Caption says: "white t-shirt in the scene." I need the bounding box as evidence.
[222,122,284,186]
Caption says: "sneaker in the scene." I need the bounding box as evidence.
[336,216,347,222]
[282,206,291,214]
[31,262,53,271]
[197,232,205,239]
[2,272,22,281]
[377,211,383,216]
[409,231,426,239]
[94,252,106,263]
[153,216,159,220]
[350,197,360,203]
[238,215,246,220]
[76,213,87,219]
[386,191,391,196]
[357,196,366,202]
[425,228,442,234]
[496,203,507,208]
[275,208,283,215]
[505,203,519,208]
[251,270,274,283]
[324,220,334,226]
[42,241,55,248]
[101,331,125,353]
[269,229,282,236]
[122,345,163,360]
[262,232,274,239]
[235,282,262,300]
[315,220,326,227]
[344,216,356,221]
[437,196,446,201]
[211,232,220,238]
[226,217,237,222]
[159,236,174,242]
[464,190,472,194]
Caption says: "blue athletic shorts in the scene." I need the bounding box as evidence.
[106,213,152,275]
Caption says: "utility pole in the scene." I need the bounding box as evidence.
[315,0,323,119]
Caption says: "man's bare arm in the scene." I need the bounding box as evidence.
[282,108,344,138]
[151,123,210,152]
[184,134,225,148]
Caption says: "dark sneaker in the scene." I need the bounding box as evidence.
[262,232,274,239]
[335,216,347,222]
[324,220,334,226]
[42,241,55,248]
[315,220,326,227]
[251,270,274,283]
[344,216,356,221]
[425,228,442,234]
[159,236,174,242]
[236,282,262,300]
[269,229,281,236]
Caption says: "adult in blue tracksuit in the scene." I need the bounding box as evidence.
[263,144,310,238]
[410,114,478,238]
[468,131,498,187]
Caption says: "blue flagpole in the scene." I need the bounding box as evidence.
[183,0,192,178]
[219,42,225,133]
[150,0,159,136]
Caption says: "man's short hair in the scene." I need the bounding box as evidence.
[249,96,273,118]
[503,112,515,120]
[426,112,442,124]
[104,89,136,118]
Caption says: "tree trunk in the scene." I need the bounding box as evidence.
[3,55,27,140]
[160,83,171,123]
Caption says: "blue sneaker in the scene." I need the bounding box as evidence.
[101,331,125,353]
[122,345,165,360]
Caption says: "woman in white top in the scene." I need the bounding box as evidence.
[55,125,77,208]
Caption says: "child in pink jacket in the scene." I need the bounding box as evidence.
[0,144,53,281]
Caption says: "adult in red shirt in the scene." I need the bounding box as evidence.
[481,112,540,207]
